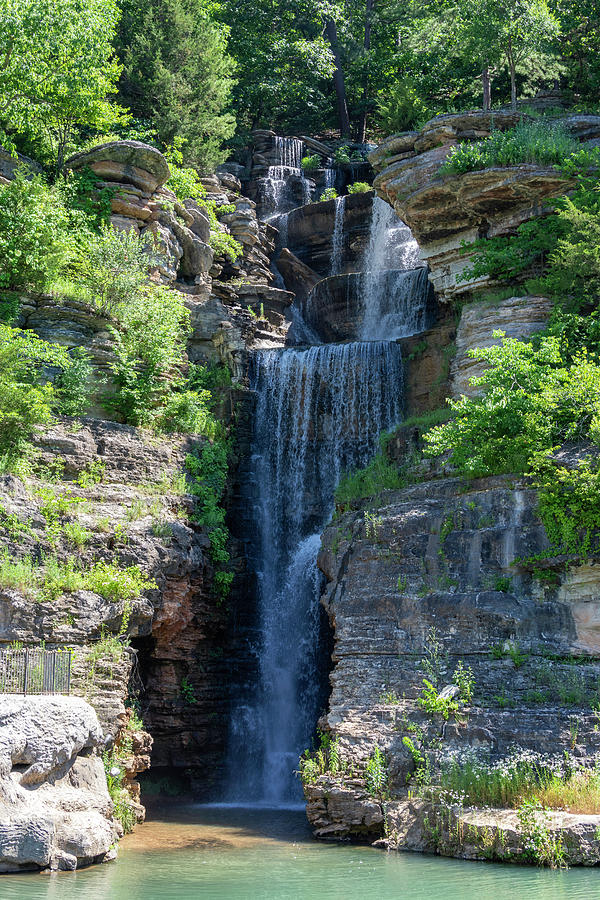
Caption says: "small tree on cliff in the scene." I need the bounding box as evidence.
[453,0,560,110]
[0,0,126,172]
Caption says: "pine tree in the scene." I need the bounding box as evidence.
[117,0,236,172]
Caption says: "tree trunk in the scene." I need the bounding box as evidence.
[357,0,375,143]
[324,18,351,138]
[507,37,517,110]
[482,65,491,111]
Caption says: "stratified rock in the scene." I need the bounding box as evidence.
[369,113,600,300]
[304,777,384,839]
[66,141,170,192]
[277,248,320,303]
[451,295,554,396]
[0,696,118,872]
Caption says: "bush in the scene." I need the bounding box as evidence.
[439,120,579,177]
[301,154,320,172]
[0,171,70,291]
[72,224,152,315]
[347,181,371,194]
[319,187,338,202]
[0,325,88,464]
[106,285,191,426]
[423,334,600,478]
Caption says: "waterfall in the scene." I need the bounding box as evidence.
[329,195,346,277]
[260,137,309,220]
[226,342,404,803]
[359,196,429,341]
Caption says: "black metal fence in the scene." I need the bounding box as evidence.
[0,649,72,694]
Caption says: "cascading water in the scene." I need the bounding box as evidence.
[260,136,312,220]
[226,342,404,804]
[329,195,346,276]
[360,196,429,341]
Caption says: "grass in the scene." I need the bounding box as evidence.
[438,120,579,177]
[438,753,600,814]
[0,551,155,603]
[335,450,405,506]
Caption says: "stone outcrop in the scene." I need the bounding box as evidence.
[286,191,373,278]
[306,459,600,852]
[369,113,600,300]
[384,799,600,866]
[450,294,554,397]
[0,696,118,872]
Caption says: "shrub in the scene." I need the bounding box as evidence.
[106,285,191,426]
[365,746,388,796]
[319,187,338,202]
[0,325,82,463]
[301,154,320,172]
[348,182,371,194]
[333,145,351,164]
[423,334,600,478]
[438,120,579,176]
[71,224,152,316]
[0,171,70,291]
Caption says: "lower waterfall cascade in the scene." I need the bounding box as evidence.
[225,180,432,805]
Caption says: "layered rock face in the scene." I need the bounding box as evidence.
[369,112,600,301]
[306,463,600,857]
[0,697,119,872]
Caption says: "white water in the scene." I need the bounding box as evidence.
[226,342,404,803]
[329,195,346,276]
[360,196,427,340]
[260,136,312,220]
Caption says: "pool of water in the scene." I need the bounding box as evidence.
[2,805,599,899]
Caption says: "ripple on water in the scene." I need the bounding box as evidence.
[1,806,597,900]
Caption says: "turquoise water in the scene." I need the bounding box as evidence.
[2,806,600,899]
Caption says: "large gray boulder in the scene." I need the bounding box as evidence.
[0,696,119,872]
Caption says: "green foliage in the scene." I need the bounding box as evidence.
[84,560,156,603]
[0,0,126,170]
[417,678,459,720]
[76,460,106,488]
[164,146,242,261]
[533,457,600,556]
[301,154,320,172]
[333,145,351,164]
[319,188,338,202]
[63,166,116,230]
[517,799,566,868]
[335,436,405,507]
[299,732,346,786]
[365,746,388,796]
[375,81,432,134]
[0,172,70,291]
[0,325,90,465]
[452,660,475,702]
[439,120,578,177]
[424,334,600,477]
[71,225,152,315]
[347,181,371,194]
[106,285,190,426]
[462,182,600,297]
[117,0,235,172]
[180,676,197,705]
[103,747,137,834]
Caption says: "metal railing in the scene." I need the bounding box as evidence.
[0,648,72,695]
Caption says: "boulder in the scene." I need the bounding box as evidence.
[66,141,170,192]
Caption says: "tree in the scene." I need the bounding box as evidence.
[117,0,237,171]
[453,0,560,110]
[0,0,125,172]
[218,0,335,136]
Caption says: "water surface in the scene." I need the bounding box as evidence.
[2,806,599,900]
